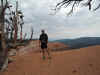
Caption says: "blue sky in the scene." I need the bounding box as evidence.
[15,0,100,40]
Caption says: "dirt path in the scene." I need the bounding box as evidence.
[1,41,100,75]
[2,50,81,75]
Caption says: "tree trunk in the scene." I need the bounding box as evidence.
[24,33,27,40]
[0,11,7,71]
[14,22,18,46]
[13,1,18,47]
[0,0,8,70]
[10,29,14,40]
[30,28,34,40]
[20,26,23,41]
[13,13,18,47]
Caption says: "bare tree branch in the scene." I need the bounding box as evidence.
[55,0,100,15]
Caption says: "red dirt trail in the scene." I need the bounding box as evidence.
[1,41,100,75]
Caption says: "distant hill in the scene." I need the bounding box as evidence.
[53,37,100,49]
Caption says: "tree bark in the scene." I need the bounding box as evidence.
[30,28,34,40]
[20,25,23,41]
[0,12,7,71]
[0,0,8,70]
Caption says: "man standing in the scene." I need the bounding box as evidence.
[39,30,50,60]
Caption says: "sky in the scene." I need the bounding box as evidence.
[13,0,100,40]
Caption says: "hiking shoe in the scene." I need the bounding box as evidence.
[42,56,46,60]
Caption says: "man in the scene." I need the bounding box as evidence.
[39,30,50,60]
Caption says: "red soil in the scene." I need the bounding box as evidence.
[1,41,100,75]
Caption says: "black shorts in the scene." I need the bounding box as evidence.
[41,43,47,49]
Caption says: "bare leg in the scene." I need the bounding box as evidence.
[42,49,45,56]
[46,48,50,56]
[42,49,46,60]
[46,48,51,59]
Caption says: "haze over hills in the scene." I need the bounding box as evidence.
[53,37,100,49]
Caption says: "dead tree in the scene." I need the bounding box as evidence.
[6,23,10,40]
[19,11,24,41]
[9,15,14,40]
[24,33,27,40]
[30,27,34,40]
[13,1,24,45]
[55,0,100,15]
[0,0,8,70]
[8,11,16,41]
[13,12,18,46]
[20,23,23,41]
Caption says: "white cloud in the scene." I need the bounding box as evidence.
[18,0,100,40]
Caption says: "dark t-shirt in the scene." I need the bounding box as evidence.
[39,33,48,44]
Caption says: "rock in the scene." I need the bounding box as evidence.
[0,58,8,72]
[8,58,14,64]
[8,49,16,56]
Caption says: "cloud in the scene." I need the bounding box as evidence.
[19,0,100,40]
